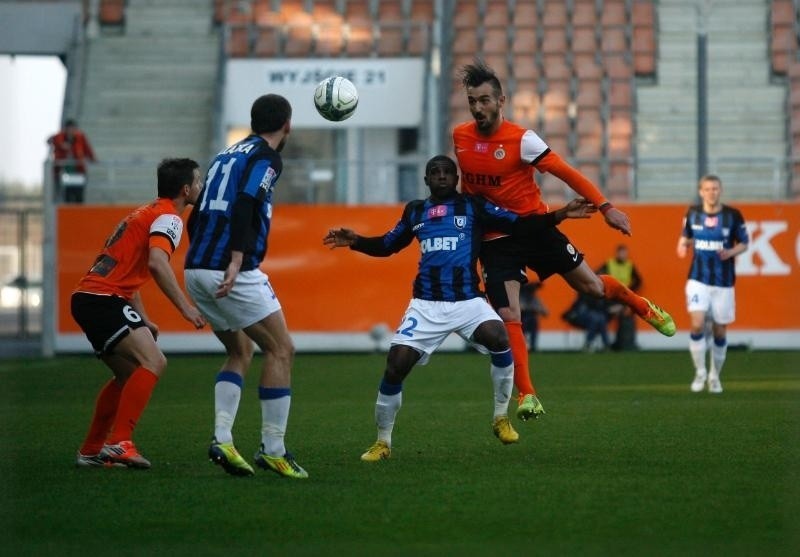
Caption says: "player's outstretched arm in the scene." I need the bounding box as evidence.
[323,228,358,248]
[556,198,598,220]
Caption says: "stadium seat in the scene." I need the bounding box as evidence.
[603,54,634,80]
[513,0,538,26]
[99,0,124,25]
[573,53,603,80]
[253,25,282,57]
[315,20,345,56]
[601,27,628,55]
[571,26,598,55]
[575,160,603,187]
[284,12,314,56]
[513,54,540,81]
[227,26,251,57]
[407,22,430,55]
[542,53,572,81]
[453,31,480,55]
[410,0,434,21]
[483,27,510,54]
[542,2,568,29]
[571,0,598,28]
[601,0,628,27]
[512,27,538,54]
[454,2,481,29]
[608,80,633,109]
[633,26,656,76]
[511,85,541,126]
[376,23,405,56]
[483,53,510,79]
[345,21,375,56]
[484,0,511,28]
[541,27,569,55]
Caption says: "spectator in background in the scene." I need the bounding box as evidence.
[596,245,643,351]
[519,282,548,351]
[562,292,612,352]
[48,119,96,203]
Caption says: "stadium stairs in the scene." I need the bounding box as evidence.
[80,0,219,203]
[636,0,788,200]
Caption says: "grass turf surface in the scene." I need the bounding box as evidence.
[1,350,799,556]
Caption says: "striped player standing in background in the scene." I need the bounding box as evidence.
[677,175,749,394]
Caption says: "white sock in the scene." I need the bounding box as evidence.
[710,339,727,379]
[490,359,514,418]
[260,393,290,457]
[689,335,708,377]
[214,373,242,444]
[375,391,402,447]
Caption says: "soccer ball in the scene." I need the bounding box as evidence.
[313,76,359,121]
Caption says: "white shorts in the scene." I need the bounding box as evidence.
[390,297,503,365]
[184,268,281,331]
[685,279,736,324]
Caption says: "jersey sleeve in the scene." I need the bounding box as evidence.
[150,213,183,254]
[681,207,695,238]
[732,208,749,245]
[351,203,416,256]
[520,130,550,164]
[241,158,279,202]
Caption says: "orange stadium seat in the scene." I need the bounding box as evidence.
[512,55,539,81]
[376,23,405,56]
[284,11,314,56]
[100,0,124,25]
[576,161,602,187]
[541,53,572,81]
[483,53,510,79]
[407,21,430,55]
[601,0,628,27]
[315,20,345,56]
[454,2,480,29]
[484,0,511,28]
[571,26,597,55]
[633,26,656,75]
[571,0,598,28]
[608,80,633,109]
[513,0,538,27]
[483,27,510,54]
[453,31,480,55]
[632,0,656,28]
[227,26,251,57]
[575,80,603,111]
[541,27,569,54]
[377,1,405,23]
[410,0,434,21]
[603,54,634,80]
[573,53,603,80]
[542,2,568,29]
[601,27,628,54]
[512,27,537,54]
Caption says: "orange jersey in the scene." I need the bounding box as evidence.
[75,197,183,300]
[453,120,551,216]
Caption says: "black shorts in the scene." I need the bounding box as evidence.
[480,228,584,307]
[71,292,147,356]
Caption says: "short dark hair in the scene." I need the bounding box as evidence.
[425,155,457,175]
[251,94,293,134]
[157,158,199,198]
[459,59,503,97]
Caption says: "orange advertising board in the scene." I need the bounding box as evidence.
[56,203,800,343]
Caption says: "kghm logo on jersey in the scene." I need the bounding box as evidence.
[454,216,466,229]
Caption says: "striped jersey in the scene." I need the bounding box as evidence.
[75,197,183,300]
[185,135,282,271]
[681,204,749,287]
[351,194,554,302]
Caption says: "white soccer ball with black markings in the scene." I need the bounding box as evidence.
[313,76,359,122]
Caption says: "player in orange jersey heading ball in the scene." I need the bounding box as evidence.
[452,60,676,420]
[71,158,206,469]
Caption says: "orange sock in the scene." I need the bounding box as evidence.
[107,367,159,444]
[600,274,649,318]
[79,379,122,455]
[505,321,536,396]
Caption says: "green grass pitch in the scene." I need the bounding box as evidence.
[1,350,798,556]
